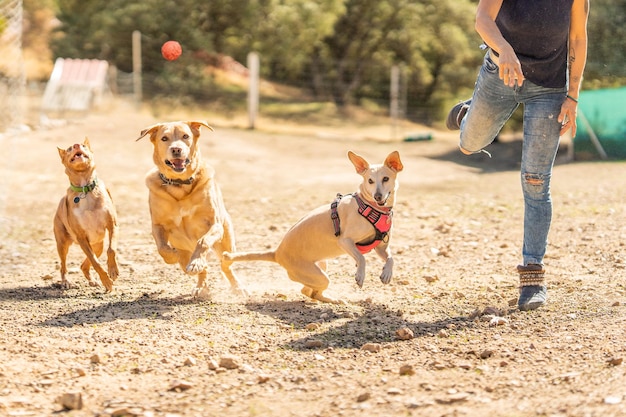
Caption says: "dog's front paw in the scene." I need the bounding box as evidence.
[355,267,366,288]
[192,285,212,300]
[54,279,77,290]
[379,269,393,285]
[108,265,119,281]
[186,258,208,275]
[108,255,119,281]
[98,274,114,292]
[87,279,100,287]
[380,258,394,284]
[231,286,250,298]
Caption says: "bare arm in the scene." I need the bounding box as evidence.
[559,0,589,136]
[475,0,525,87]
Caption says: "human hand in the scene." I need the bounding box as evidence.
[558,96,578,137]
[498,48,525,87]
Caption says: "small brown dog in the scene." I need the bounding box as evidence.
[223,150,403,303]
[136,121,246,299]
[54,137,119,291]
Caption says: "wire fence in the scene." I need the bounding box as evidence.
[0,0,25,133]
[110,64,423,138]
[113,59,433,128]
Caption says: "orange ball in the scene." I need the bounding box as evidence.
[161,41,182,61]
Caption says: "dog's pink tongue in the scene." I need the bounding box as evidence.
[170,159,186,170]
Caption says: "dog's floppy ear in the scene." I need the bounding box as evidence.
[347,151,370,174]
[187,121,214,137]
[384,151,403,172]
[136,124,161,142]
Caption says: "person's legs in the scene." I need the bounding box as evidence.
[519,87,564,265]
[516,84,566,310]
[458,54,519,154]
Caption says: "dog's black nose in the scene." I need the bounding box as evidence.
[171,147,182,158]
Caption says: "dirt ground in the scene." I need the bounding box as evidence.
[0,98,625,417]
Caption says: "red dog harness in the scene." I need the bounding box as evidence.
[330,193,392,254]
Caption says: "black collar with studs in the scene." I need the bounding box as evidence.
[159,172,194,186]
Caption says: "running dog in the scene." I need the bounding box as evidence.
[54,138,119,291]
[223,150,403,303]
[136,121,246,299]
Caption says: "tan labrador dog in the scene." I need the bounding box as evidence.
[54,137,119,291]
[223,150,403,303]
[136,121,246,299]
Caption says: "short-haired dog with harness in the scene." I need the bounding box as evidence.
[223,150,403,303]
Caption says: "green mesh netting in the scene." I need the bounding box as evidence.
[574,87,626,159]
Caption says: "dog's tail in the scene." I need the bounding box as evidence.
[222,250,276,266]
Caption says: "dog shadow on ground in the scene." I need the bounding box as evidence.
[246,300,479,350]
[0,285,195,327]
[6,284,478,339]
[0,285,70,303]
[38,296,189,328]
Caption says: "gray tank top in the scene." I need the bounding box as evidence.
[492,0,574,88]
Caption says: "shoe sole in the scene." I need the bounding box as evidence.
[518,301,545,311]
[446,101,469,130]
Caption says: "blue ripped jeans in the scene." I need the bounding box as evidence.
[460,53,566,267]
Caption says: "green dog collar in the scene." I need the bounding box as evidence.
[70,178,97,193]
[70,178,97,203]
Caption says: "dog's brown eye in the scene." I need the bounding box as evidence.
[183,134,189,139]
[382,177,389,183]
[368,179,374,184]
[161,136,168,142]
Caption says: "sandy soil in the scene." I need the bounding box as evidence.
[0,99,625,417]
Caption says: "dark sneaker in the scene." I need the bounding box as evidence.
[517,264,547,311]
[518,285,547,311]
[446,99,471,130]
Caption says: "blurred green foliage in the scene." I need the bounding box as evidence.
[40,0,626,125]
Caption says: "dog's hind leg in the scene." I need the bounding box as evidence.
[79,240,103,287]
[219,259,249,297]
[54,226,75,289]
[106,217,119,281]
[193,271,211,300]
[213,233,249,297]
[288,263,343,304]
[177,250,210,299]
[79,258,97,287]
